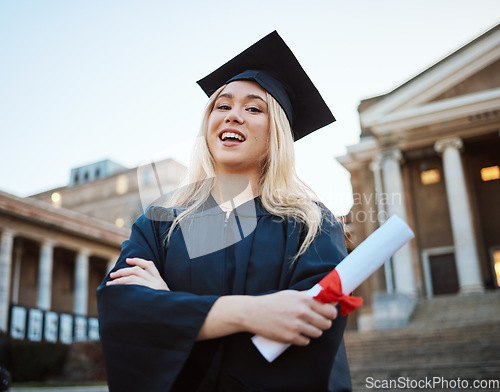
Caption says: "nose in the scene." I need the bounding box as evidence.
[225,109,244,124]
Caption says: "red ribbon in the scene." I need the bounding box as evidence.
[313,269,363,316]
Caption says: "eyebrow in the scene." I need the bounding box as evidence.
[247,94,268,106]
[216,93,268,106]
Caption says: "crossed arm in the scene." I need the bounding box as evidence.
[107,257,338,346]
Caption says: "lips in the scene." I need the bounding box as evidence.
[218,129,246,142]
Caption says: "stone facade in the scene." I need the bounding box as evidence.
[0,190,128,341]
[1,155,187,343]
[1,156,186,343]
[338,24,500,330]
[31,157,186,229]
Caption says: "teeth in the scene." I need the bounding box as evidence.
[221,132,245,142]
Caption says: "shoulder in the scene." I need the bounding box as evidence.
[312,201,344,235]
[128,205,176,238]
[312,201,340,222]
[137,201,200,234]
[144,204,177,222]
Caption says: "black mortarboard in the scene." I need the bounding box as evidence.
[197,31,335,141]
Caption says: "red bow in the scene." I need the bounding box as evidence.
[313,269,363,316]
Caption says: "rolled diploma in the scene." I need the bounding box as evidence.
[251,214,415,362]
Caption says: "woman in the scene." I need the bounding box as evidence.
[98,31,351,391]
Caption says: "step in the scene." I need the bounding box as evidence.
[345,296,500,392]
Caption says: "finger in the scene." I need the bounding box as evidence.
[302,310,332,331]
[106,276,146,286]
[295,302,333,330]
[126,258,158,276]
[298,322,324,339]
[110,266,138,278]
[116,261,170,291]
[292,334,312,346]
[311,301,338,321]
[110,266,149,281]
[126,257,151,268]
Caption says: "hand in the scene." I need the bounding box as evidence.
[243,290,338,346]
[106,258,170,291]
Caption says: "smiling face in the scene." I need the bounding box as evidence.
[207,80,270,180]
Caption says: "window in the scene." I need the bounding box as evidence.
[481,166,500,182]
[115,218,125,228]
[115,175,128,195]
[420,169,440,185]
[51,192,62,208]
[95,168,100,178]
[494,250,500,288]
[143,170,151,186]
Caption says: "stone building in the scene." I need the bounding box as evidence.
[1,156,186,342]
[0,190,128,341]
[338,24,500,330]
[32,158,186,229]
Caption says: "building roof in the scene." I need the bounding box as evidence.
[359,23,500,111]
[0,189,129,247]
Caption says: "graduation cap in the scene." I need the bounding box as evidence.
[197,31,335,141]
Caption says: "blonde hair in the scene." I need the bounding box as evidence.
[164,84,326,261]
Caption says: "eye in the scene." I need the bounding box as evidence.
[216,104,231,111]
[247,106,263,113]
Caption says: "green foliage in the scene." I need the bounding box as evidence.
[8,340,69,382]
[1,337,106,383]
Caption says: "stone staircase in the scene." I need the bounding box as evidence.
[344,291,500,391]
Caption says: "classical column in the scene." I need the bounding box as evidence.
[434,137,483,293]
[381,149,416,296]
[74,249,90,316]
[37,240,54,311]
[370,158,394,294]
[0,230,14,332]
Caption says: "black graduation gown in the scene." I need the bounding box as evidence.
[97,196,352,392]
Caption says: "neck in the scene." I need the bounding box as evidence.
[211,172,259,211]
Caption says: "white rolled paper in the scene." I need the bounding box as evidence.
[252,214,415,362]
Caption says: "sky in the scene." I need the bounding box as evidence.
[1,1,499,216]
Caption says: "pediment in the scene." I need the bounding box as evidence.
[360,24,500,134]
[430,59,500,102]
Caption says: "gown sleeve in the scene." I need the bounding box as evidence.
[97,207,220,392]
[221,206,352,392]
[284,205,351,392]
